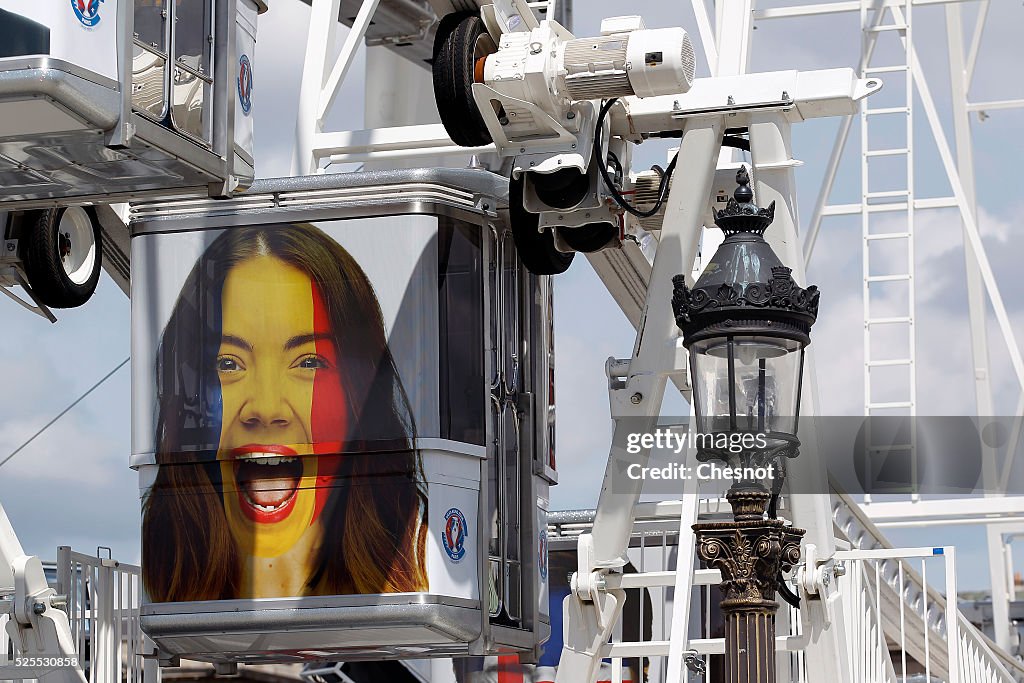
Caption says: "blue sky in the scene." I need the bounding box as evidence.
[0,0,1022,594]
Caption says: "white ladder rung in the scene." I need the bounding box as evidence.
[866,190,911,199]
[866,274,911,283]
[867,203,910,213]
[865,107,910,115]
[866,232,912,241]
[866,148,909,157]
[868,401,913,410]
[867,358,913,367]
[867,316,912,325]
[867,24,908,33]
[865,65,909,73]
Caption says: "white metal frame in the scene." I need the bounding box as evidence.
[773,0,1024,653]
[0,503,88,683]
[286,1,1024,680]
[3,1,1022,682]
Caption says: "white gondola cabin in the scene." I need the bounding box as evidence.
[129,168,556,663]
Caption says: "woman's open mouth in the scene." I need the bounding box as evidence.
[231,445,306,523]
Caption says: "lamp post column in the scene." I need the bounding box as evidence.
[693,484,803,683]
[672,166,820,683]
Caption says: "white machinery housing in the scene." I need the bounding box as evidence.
[0,0,267,206]
[0,0,267,313]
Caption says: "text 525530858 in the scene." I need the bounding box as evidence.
[13,657,80,667]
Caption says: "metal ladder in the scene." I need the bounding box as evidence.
[859,0,917,498]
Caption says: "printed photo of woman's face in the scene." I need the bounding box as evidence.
[215,256,347,587]
[142,224,427,603]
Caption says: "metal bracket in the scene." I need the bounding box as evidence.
[684,649,707,677]
[472,84,582,159]
[0,267,57,323]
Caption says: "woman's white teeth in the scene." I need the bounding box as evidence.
[239,454,297,465]
[242,491,289,511]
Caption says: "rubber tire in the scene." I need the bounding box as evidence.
[509,175,574,276]
[432,13,494,147]
[560,222,619,253]
[22,207,103,309]
[532,167,591,210]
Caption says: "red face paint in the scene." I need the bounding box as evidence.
[310,281,347,524]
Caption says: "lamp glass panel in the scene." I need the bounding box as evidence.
[689,341,731,434]
[691,335,804,437]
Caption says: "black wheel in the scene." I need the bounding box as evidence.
[22,206,102,308]
[560,222,619,253]
[432,13,495,147]
[509,175,574,275]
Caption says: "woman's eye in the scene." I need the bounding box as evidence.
[217,356,242,372]
[297,355,329,370]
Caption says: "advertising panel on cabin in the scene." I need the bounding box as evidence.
[130,216,486,607]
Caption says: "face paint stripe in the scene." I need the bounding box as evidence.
[217,257,322,559]
[311,280,347,525]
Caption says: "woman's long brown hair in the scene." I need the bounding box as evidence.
[142,223,427,601]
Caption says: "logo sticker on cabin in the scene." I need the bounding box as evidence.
[442,508,468,563]
[71,0,104,28]
[238,55,253,116]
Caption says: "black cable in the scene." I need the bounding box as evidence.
[594,98,678,219]
[778,577,801,608]
[722,135,750,151]
[766,456,787,520]
[606,150,623,186]
[764,457,801,607]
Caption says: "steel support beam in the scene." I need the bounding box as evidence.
[554,116,723,683]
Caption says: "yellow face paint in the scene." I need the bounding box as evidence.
[215,256,330,559]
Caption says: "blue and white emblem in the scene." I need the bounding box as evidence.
[71,0,104,28]
[442,508,468,563]
[237,55,253,116]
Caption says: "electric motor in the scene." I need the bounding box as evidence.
[560,27,696,101]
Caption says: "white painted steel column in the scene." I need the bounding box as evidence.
[0,503,24,592]
[748,113,834,557]
[587,117,723,568]
[555,116,724,683]
[987,524,1017,654]
[944,546,963,682]
[712,0,752,175]
[360,46,474,171]
[947,4,1012,656]
[714,0,752,77]
[748,112,851,683]
[292,0,342,175]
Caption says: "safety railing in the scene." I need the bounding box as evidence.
[832,492,1024,682]
[0,609,13,671]
[829,546,1019,683]
[551,498,1024,683]
[549,504,806,683]
[55,547,147,683]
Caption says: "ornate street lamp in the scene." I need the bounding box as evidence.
[671,166,820,682]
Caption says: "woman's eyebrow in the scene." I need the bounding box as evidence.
[221,334,253,352]
[284,333,332,350]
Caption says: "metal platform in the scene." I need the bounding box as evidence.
[0,58,242,208]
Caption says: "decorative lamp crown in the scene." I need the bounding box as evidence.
[671,166,820,347]
[713,166,776,236]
